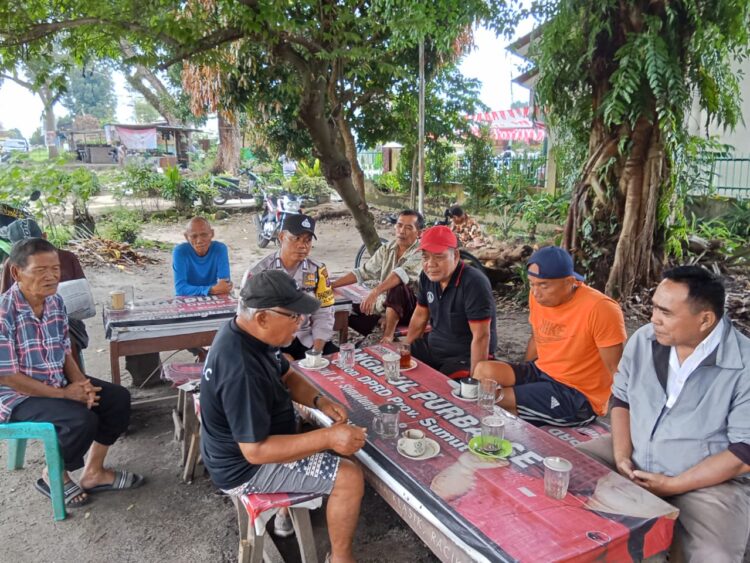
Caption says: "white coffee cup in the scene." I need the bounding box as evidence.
[398,429,426,457]
[459,377,479,399]
[305,349,322,367]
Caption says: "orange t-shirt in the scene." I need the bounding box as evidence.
[529,284,626,415]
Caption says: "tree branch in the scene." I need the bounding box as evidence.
[0,73,33,90]
[156,28,246,69]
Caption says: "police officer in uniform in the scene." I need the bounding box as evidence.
[242,213,337,359]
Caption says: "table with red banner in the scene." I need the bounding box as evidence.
[294,345,678,563]
[103,293,359,385]
[332,283,371,342]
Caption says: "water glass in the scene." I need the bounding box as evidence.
[339,343,355,370]
[398,341,412,369]
[372,404,400,439]
[383,352,401,383]
[480,415,505,453]
[543,457,573,499]
[478,379,504,412]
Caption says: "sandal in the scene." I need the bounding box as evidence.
[35,478,90,508]
[86,470,144,493]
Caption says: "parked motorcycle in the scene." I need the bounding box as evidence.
[252,188,305,248]
[211,167,264,205]
[0,190,41,262]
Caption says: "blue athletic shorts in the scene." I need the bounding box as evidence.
[509,361,596,427]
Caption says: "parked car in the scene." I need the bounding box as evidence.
[2,138,30,152]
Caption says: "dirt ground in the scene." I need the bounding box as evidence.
[1,204,539,563]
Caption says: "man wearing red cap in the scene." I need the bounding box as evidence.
[474,246,626,427]
[404,226,496,376]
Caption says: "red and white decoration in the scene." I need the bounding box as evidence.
[466,106,546,142]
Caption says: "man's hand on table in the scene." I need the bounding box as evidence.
[210,279,233,295]
[615,456,636,480]
[318,396,348,423]
[328,424,367,456]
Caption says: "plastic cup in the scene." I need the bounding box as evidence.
[373,404,400,438]
[110,290,125,310]
[544,456,573,499]
[383,352,401,383]
[339,343,355,370]
[478,379,504,412]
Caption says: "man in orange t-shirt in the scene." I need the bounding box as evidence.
[475,246,626,426]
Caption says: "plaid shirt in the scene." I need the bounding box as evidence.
[0,283,71,422]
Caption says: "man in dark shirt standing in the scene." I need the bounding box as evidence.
[405,226,496,376]
[200,270,365,563]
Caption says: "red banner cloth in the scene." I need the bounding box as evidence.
[295,345,677,562]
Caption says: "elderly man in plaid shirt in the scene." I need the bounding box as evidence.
[0,238,143,508]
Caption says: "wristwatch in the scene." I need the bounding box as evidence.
[312,393,324,409]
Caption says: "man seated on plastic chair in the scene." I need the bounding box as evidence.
[0,238,143,508]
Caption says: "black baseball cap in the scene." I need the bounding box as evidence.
[240,270,320,314]
[527,246,584,281]
[8,218,43,243]
[282,213,317,239]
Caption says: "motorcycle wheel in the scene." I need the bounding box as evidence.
[213,194,228,205]
[253,214,270,248]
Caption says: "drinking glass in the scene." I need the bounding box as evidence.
[480,415,505,453]
[383,352,401,383]
[372,404,400,438]
[544,457,573,499]
[478,379,504,412]
[339,343,355,370]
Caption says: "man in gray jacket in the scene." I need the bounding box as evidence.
[579,266,750,562]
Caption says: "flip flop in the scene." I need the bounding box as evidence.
[86,470,145,493]
[35,478,90,508]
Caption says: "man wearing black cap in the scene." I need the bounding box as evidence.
[242,213,336,359]
[200,270,365,563]
[474,246,626,427]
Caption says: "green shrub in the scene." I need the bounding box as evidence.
[103,208,143,244]
[373,172,404,193]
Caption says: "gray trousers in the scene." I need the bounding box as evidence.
[578,436,750,563]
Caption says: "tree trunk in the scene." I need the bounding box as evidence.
[336,116,366,200]
[213,113,241,175]
[298,77,380,253]
[38,85,59,159]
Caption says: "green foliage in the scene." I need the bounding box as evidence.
[285,159,329,198]
[426,140,456,186]
[372,172,403,194]
[520,191,569,238]
[724,200,750,239]
[29,127,44,146]
[489,183,525,239]
[461,125,496,204]
[46,225,75,248]
[102,208,143,244]
[121,162,165,199]
[60,63,117,121]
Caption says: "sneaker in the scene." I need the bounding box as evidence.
[273,512,295,538]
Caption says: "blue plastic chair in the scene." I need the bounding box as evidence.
[0,422,67,521]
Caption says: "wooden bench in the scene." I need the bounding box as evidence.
[232,492,322,563]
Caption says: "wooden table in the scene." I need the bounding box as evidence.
[294,345,678,562]
[332,283,370,343]
[103,294,357,384]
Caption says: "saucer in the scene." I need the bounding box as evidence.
[397,438,440,461]
[451,389,478,402]
[468,436,512,459]
[400,359,418,371]
[298,358,330,370]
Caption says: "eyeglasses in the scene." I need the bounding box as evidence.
[267,309,305,322]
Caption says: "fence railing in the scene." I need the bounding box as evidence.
[690,155,750,200]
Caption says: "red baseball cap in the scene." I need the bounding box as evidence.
[419,226,458,253]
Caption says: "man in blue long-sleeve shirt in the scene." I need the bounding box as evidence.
[172,217,233,297]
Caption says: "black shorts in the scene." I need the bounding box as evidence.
[509,362,596,427]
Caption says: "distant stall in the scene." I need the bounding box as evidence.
[104,123,202,168]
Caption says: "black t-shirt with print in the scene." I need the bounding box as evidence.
[417,262,497,362]
[199,319,294,490]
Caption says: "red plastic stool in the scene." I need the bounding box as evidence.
[232,492,323,563]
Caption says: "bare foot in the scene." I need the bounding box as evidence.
[78,467,116,490]
[42,468,88,504]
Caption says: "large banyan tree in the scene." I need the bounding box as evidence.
[532,0,750,298]
[0,0,498,252]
